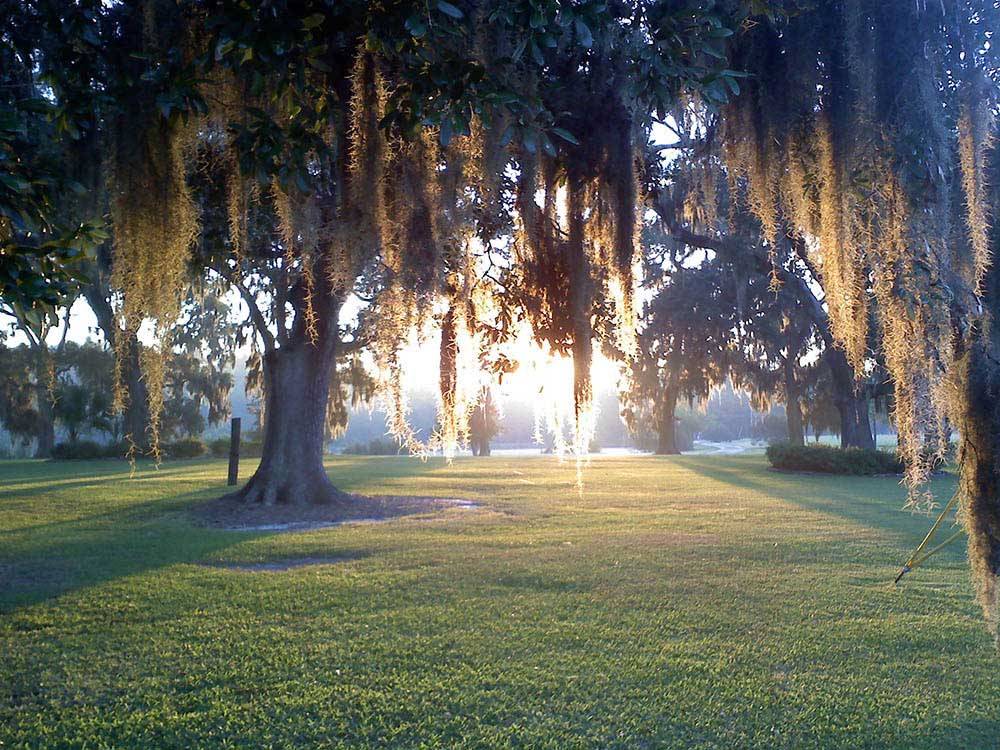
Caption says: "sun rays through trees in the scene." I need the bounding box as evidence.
[6,0,1000,637]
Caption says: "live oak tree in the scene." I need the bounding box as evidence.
[0,306,74,457]
[709,1,1000,633]
[13,0,1000,638]
[622,254,735,455]
[83,0,744,505]
[646,125,881,450]
[730,276,821,447]
[468,387,500,456]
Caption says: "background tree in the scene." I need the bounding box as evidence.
[0,304,75,456]
[729,267,826,447]
[85,0,746,506]
[65,342,119,443]
[0,343,49,454]
[78,247,152,450]
[646,120,881,450]
[801,370,842,444]
[469,387,501,456]
[622,257,734,454]
[709,0,1000,630]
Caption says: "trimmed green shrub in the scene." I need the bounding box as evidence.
[51,440,106,460]
[102,441,131,459]
[208,437,263,458]
[162,438,207,459]
[766,442,903,475]
[208,438,230,457]
[342,437,410,456]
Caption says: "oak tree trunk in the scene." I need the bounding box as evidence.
[784,359,805,447]
[656,385,680,455]
[31,354,55,458]
[825,349,875,450]
[34,402,55,459]
[84,282,150,451]
[228,335,347,506]
[472,436,491,456]
[957,260,1000,636]
[122,334,151,450]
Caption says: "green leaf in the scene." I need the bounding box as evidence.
[440,117,453,146]
[550,127,580,145]
[531,40,545,66]
[437,1,464,19]
[303,13,325,30]
[523,129,537,154]
[405,14,427,37]
[574,19,593,48]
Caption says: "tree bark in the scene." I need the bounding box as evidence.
[785,392,805,446]
[471,435,491,456]
[783,358,805,447]
[824,349,875,450]
[656,385,680,455]
[34,400,55,458]
[228,335,347,506]
[957,337,1000,635]
[121,334,150,450]
[83,280,150,450]
[29,351,56,458]
[956,258,1000,637]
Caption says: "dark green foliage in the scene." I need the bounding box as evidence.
[50,440,107,460]
[208,437,231,458]
[766,443,903,476]
[162,438,207,459]
[341,437,411,456]
[50,441,132,460]
[0,1,107,330]
[209,438,262,458]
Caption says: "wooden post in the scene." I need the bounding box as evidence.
[227,417,241,486]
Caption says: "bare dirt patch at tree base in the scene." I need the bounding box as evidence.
[193,494,478,532]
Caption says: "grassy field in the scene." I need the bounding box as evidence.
[1,454,996,749]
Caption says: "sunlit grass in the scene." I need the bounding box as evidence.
[1,455,995,748]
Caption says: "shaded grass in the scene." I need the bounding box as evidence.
[0,454,996,749]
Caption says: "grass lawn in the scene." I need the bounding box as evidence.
[1,454,996,748]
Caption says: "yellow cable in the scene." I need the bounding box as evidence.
[894,493,960,584]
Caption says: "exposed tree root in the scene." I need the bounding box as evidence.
[222,468,351,507]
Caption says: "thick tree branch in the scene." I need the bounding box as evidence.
[208,263,276,353]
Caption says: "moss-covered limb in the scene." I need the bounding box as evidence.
[956,246,1000,636]
[956,336,1000,637]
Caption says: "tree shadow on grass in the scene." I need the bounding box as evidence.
[672,457,1000,748]
[0,490,261,613]
[0,456,454,613]
[0,463,214,500]
[676,454,964,563]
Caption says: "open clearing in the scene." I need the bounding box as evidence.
[1,455,996,748]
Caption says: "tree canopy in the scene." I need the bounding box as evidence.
[6,0,1000,635]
